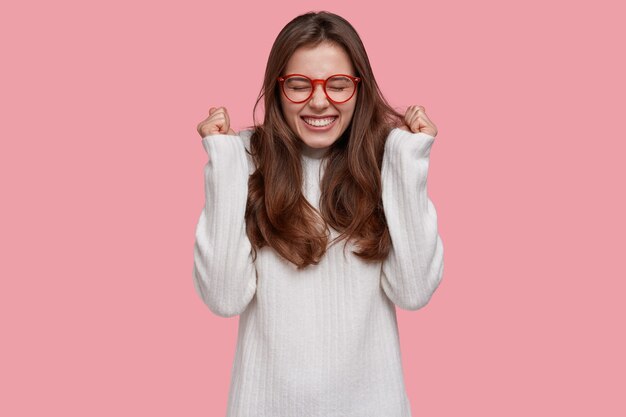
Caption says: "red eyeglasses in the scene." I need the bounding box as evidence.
[277,73,361,104]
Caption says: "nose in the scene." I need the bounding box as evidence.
[308,83,330,109]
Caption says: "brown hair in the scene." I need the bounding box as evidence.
[245,11,405,268]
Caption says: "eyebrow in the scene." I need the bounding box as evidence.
[286,75,354,80]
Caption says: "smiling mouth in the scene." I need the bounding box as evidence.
[301,116,338,127]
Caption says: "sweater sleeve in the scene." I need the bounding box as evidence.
[380,127,444,311]
[192,131,257,317]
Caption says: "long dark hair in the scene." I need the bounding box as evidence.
[245,11,405,269]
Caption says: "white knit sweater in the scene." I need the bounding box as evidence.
[193,127,444,417]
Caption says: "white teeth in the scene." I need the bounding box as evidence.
[303,117,337,127]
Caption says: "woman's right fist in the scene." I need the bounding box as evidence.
[197,107,236,138]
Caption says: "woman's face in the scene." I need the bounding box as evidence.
[279,42,358,150]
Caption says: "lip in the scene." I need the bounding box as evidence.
[301,115,338,119]
[301,115,338,131]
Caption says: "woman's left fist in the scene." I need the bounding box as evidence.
[400,105,438,137]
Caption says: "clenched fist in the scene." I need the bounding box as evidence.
[197,107,237,138]
[399,105,438,137]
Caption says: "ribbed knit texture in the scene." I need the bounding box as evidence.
[193,128,444,417]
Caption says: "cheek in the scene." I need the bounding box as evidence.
[343,105,356,123]
[279,101,295,127]
[285,108,298,126]
[280,99,296,118]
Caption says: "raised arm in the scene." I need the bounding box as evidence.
[380,127,444,310]
[193,130,257,317]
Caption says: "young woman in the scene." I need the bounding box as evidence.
[193,11,444,417]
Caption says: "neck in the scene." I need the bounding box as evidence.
[299,142,328,160]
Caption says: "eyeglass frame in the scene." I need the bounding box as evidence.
[277,73,362,104]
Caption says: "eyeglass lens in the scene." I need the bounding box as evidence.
[283,76,356,103]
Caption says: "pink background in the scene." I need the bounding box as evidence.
[2,0,624,415]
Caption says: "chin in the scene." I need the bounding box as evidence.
[295,119,345,149]
[300,134,338,149]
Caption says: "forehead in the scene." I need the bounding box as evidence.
[284,42,355,78]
